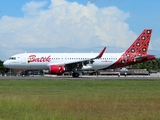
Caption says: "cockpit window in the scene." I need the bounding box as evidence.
[9,57,16,60]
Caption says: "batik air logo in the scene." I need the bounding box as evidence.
[28,55,51,63]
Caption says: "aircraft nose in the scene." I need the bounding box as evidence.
[3,60,10,67]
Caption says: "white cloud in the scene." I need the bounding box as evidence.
[0,0,137,60]
[22,1,47,17]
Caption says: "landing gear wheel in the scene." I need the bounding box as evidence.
[72,72,79,77]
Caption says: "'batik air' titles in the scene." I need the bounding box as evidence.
[28,55,51,63]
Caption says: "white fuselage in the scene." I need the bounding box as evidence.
[3,52,123,70]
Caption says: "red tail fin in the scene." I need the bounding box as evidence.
[124,29,152,56]
[109,29,154,69]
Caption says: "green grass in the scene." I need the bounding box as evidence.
[0,80,160,120]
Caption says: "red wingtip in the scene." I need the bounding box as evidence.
[96,47,106,59]
[100,47,106,57]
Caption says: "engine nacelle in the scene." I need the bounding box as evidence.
[81,65,92,70]
[49,65,65,74]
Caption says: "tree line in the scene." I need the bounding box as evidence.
[0,60,9,74]
[132,58,160,72]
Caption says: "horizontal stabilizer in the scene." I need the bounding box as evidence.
[134,54,155,62]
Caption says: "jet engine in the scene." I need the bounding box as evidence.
[49,65,65,74]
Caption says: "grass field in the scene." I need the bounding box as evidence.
[0,79,160,120]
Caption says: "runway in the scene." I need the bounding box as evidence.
[0,74,160,80]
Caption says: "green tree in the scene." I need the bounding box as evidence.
[0,60,9,75]
[132,58,160,71]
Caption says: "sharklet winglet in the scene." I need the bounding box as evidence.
[94,47,106,59]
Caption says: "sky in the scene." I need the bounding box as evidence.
[0,0,160,60]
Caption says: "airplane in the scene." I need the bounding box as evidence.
[3,29,155,77]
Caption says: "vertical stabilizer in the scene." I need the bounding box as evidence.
[109,29,154,69]
[124,29,152,56]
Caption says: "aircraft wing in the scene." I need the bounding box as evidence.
[48,47,106,70]
[65,47,106,70]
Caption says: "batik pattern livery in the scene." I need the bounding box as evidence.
[109,29,152,68]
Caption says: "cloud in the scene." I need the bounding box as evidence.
[0,0,136,60]
[21,1,48,17]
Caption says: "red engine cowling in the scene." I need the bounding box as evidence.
[49,65,65,74]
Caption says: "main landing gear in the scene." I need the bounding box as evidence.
[72,72,79,77]
[71,68,80,77]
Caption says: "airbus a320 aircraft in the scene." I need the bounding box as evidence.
[3,29,155,77]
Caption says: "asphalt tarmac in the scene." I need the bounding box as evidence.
[0,74,160,80]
